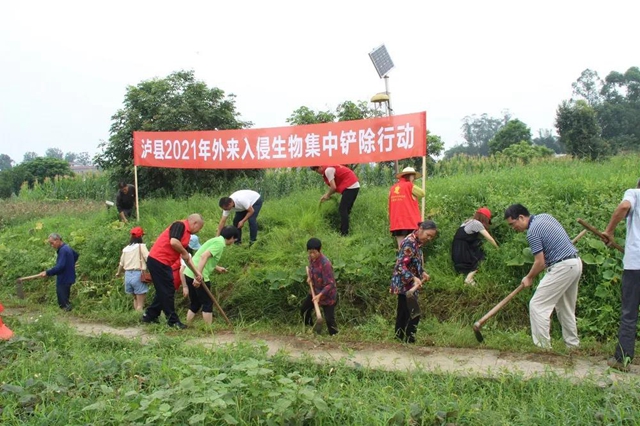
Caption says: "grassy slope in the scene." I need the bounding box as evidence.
[0,155,637,354]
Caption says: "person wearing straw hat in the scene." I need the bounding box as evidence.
[116,226,150,311]
[451,207,499,286]
[389,166,424,249]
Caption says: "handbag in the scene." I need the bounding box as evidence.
[138,245,153,284]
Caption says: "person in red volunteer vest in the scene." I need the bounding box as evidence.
[389,167,423,249]
[142,214,204,329]
[311,165,360,236]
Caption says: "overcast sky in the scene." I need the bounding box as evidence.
[1,0,638,164]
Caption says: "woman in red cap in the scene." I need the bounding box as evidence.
[451,207,498,286]
[116,227,150,311]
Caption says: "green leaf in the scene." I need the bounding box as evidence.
[82,401,107,411]
[581,253,596,265]
[223,414,239,425]
[588,239,607,251]
[189,413,207,425]
[602,270,614,280]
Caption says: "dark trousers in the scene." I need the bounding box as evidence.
[395,294,420,343]
[144,256,180,325]
[301,294,338,335]
[185,276,213,313]
[339,188,359,236]
[56,282,72,309]
[233,197,263,243]
[614,270,640,361]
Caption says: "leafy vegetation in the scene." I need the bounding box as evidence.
[0,155,636,349]
[1,315,640,425]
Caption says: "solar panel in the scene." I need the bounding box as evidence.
[369,44,395,78]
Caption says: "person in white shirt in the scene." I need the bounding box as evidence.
[602,178,640,371]
[217,190,263,245]
[115,227,149,311]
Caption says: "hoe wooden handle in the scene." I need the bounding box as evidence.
[306,267,323,321]
[577,218,625,253]
[200,283,232,327]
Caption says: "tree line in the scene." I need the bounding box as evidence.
[2,66,638,199]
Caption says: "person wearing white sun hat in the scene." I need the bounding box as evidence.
[389,166,424,249]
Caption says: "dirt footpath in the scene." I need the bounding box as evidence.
[64,319,638,384]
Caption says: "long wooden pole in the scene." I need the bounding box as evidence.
[421,156,427,220]
[134,165,140,221]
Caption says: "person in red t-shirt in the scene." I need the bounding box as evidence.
[311,165,360,236]
[141,214,204,329]
[389,167,423,249]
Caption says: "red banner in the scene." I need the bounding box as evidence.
[133,112,426,169]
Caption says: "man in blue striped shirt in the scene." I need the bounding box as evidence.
[505,204,582,349]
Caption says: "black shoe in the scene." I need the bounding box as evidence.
[141,315,159,324]
[607,357,630,372]
[234,241,242,245]
[169,322,187,330]
[61,304,72,312]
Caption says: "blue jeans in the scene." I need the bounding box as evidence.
[233,197,263,243]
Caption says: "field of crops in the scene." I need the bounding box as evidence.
[1,154,640,424]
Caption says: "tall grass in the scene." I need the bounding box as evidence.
[1,315,639,425]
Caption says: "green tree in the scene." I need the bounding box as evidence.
[488,119,532,154]
[76,152,92,166]
[23,151,39,162]
[335,100,381,122]
[64,152,78,163]
[14,157,73,187]
[95,70,254,196]
[286,106,335,125]
[571,69,603,106]
[596,66,640,151]
[445,112,509,158]
[533,129,564,154]
[555,100,609,160]
[0,154,13,171]
[497,141,554,163]
[45,147,64,159]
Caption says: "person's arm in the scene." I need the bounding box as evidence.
[313,261,336,303]
[522,251,546,287]
[116,253,124,277]
[216,214,228,236]
[320,168,337,202]
[602,200,632,245]
[46,248,70,276]
[237,205,255,229]
[479,229,499,248]
[180,264,189,297]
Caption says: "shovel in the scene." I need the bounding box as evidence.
[306,266,325,334]
[577,218,625,253]
[472,230,587,342]
[16,274,43,299]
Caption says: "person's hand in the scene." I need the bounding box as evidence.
[320,194,330,203]
[521,276,533,288]
[182,286,189,298]
[601,231,614,246]
[38,271,47,278]
[237,221,245,229]
[421,272,430,282]
[216,266,227,273]
[312,293,322,304]
[115,273,120,278]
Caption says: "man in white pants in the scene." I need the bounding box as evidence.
[504,204,582,349]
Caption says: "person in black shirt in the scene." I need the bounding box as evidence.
[116,182,137,223]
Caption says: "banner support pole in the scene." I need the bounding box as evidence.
[134,165,140,221]
[421,155,426,220]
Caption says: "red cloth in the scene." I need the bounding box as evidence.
[322,165,358,194]
[149,219,191,266]
[171,259,182,291]
[388,180,421,232]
